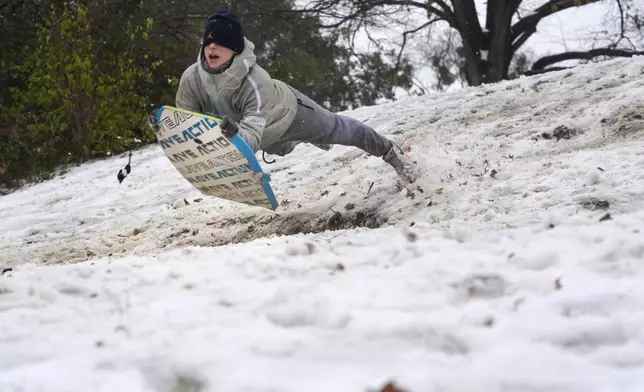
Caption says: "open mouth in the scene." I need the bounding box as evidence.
[208,54,220,61]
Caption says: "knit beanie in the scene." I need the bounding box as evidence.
[202,10,245,54]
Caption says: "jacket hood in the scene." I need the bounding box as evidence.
[198,38,257,91]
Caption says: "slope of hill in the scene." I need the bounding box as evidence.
[1,57,643,392]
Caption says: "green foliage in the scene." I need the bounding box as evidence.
[1,4,158,186]
[351,50,414,108]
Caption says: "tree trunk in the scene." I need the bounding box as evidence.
[484,0,513,83]
[459,38,483,86]
[452,0,484,86]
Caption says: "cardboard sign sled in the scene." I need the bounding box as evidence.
[153,105,278,210]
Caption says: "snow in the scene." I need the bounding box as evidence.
[1,57,644,391]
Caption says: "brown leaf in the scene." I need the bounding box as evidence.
[555,277,562,291]
[375,382,410,392]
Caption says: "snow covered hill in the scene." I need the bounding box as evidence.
[1,57,643,392]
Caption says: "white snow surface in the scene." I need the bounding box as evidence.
[1,57,644,392]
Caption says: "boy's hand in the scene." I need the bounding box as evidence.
[220,116,240,139]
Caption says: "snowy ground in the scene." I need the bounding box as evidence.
[1,57,644,391]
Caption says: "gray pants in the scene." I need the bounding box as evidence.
[264,88,391,157]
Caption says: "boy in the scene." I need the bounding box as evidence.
[173,10,419,184]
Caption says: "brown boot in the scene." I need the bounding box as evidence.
[383,142,419,184]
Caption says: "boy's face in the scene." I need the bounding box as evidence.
[204,43,235,69]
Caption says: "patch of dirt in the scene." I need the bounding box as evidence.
[460,274,506,299]
[29,206,389,266]
[370,381,410,392]
[226,207,387,244]
[601,105,644,139]
[534,125,583,141]
[168,374,205,392]
[579,198,610,211]
[552,125,582,140]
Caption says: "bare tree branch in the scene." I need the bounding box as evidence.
[511,32,533,55]
[613,0,637,49]
[395,18,441,71]
[509,0,523,14]
[266,0,455,28]
[431,0,456,25]
[410,77,428,95]
[523,66,572,76]
[511,0,602,53]
[532,47,644,70]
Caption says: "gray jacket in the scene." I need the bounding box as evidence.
[175,38,298,152]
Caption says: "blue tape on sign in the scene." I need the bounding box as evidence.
[155,106,165,122]
[231,134,279,210]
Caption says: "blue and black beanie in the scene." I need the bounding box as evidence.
[202,10,245,54]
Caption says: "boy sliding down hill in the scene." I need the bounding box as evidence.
[163,10,419,184]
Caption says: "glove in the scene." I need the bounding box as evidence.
[220,115,240,139]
